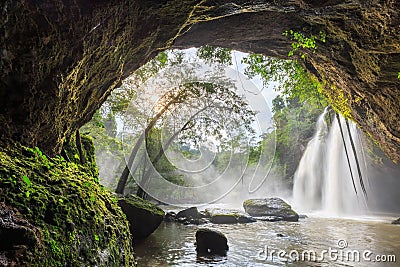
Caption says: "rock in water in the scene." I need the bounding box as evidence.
[176,207,200,220]
[164,211,177,222]
[243,198,299,222]
[195,229,229,256]
[118,195,165,240]
[204,208,256,224]
[392,218,400,225]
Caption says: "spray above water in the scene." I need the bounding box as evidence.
[293,109,369,216]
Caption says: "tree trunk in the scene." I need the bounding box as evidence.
[135,106,206,198]
[115,94,182,194]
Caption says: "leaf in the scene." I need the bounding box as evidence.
[22,175,31,187]
[35,146,42,156]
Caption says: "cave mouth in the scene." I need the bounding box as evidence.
[2,2,400,266]
[84,47,282,201]
[2,1,399,163]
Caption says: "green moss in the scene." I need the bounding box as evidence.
[63,134,99,179]
[0,141,135,266]
[122,195,165,217]
[314,77,353,119]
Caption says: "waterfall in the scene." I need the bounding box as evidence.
[293,109,368,216]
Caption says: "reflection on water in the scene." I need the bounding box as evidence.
[134,216,400,266]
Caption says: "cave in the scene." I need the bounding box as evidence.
[1,0,400,266]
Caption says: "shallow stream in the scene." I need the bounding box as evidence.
[134,213,399,266]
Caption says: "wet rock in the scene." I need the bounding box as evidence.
[164,211,176,222]
[118,195,164,240]
[176,207,200,220]
[199,211,209,218]
[0,203,40,266]
[299,214,308,219]
[195,228,229,256]
[254,216,284,222]
[205,208,256,224]
[391,218,400,225]
[198,218,209,224]
[243,198,299,222]
[176,217,188,224]
[173,216,208,225]
[170,207,210,225]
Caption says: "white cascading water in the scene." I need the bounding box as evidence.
[293,109,369,216]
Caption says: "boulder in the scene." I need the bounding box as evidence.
[392,218,400,225]
[195,229,229,256]
[118,195,165,240]
[204,208,256,224]
[171,207,209,225]
[243,198,299,222]
[176,207,200,220]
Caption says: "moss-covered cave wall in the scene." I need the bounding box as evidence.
[0,138,135,266]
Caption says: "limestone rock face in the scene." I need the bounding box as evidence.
[1,1,400,162]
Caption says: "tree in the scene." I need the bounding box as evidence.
[115,77,256,194]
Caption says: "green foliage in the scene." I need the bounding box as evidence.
[398,72,400,80]
[196,45,232,65]
[283,30,326,58]
[264,96,325,182]
[242,54,327,107]
[241,48,329,182]
[323,84,353,119]
[22,175,31,187]
[143,127,185,186]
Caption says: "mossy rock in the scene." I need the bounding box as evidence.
[118,195,164,240]
[243,198,299,222]
[63,133,99,178]
[0,141,135,266]
[204,208,255,224]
